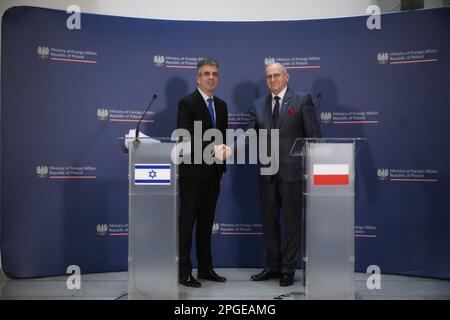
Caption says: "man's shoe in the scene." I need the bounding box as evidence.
[251,268,281,281]
[280,273,294,286]
[179,274,201,288]
[198,268,226,282]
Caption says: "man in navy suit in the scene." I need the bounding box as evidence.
[177,58,228,288]
[249,62,322,286]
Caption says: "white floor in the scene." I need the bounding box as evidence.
[1,269,449,300]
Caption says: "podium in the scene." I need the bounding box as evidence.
[127,137,179,300]
[291,138,364,299]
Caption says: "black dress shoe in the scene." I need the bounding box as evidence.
[198,268,226,282]
[179,274,201,288]
[251,268,281,281]
[280,273,294,286]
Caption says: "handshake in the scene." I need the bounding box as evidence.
[214,144,232,161]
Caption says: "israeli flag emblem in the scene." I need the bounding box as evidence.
[135,164,171,185]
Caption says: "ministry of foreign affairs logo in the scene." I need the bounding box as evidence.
[97,108,109,120]
[96,224,108,236]
[264,57,276,66]
[320,112,332,123]
[36,165,49,178]
[154,55,165,67]
[212,222,220,234]
[377,168,389,180]
[37,46,50,59]
[377,52,389,64]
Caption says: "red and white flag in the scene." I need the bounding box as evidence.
[313,164,349,185]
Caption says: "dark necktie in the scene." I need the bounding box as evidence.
[272,96,280,128]
[207,98,216,128]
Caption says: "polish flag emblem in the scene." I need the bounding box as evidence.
[313,164,349,185]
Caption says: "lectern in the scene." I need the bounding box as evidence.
[291,138,365,299]
[127,137,179,299]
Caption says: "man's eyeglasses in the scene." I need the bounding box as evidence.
[266,73,284,81]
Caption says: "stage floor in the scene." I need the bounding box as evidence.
[1,268,449,300]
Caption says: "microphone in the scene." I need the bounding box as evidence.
[309,93,322,138]
[316,93,322,111]
[135,94,157,140]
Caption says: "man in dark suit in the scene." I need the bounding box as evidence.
[249,62,322,286]
[177,58,228,288]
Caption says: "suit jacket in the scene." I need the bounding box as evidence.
[248,86,322,183]
[177,89,228,179]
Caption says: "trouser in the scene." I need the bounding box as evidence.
[259,176,302,274]
[178,171,220,277]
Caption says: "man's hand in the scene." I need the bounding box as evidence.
[214,144,232,161]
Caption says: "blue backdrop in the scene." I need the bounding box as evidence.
[1,6,449,279]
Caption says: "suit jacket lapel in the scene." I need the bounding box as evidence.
[265,94,273,129]
[276,87,293,128]
[213,96,222,129]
